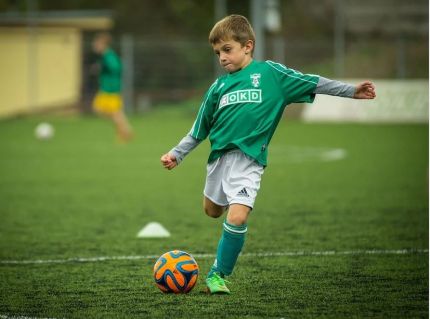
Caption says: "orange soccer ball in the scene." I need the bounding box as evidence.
[153,250,199,293]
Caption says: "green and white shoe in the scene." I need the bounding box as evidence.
[206,272,231,294]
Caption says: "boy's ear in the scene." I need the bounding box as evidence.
[244,40,254,55]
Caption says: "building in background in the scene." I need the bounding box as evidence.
[0,11,112,118]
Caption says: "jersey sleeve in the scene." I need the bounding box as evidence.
[266,61,319,104]
[189,80,218,140]
[314,76,355,97]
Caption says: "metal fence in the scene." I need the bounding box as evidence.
[81,33,428,114]
[81,36,215,114]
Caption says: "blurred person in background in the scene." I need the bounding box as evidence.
[92,32,133,143]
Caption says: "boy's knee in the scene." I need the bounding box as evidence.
[226,204,251,226]
[204,205,224,218]
[203,198,224,218]
[226,214,247,226]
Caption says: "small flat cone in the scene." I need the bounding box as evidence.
[137,222,171,238]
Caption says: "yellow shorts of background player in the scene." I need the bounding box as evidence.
[92,92,123,114]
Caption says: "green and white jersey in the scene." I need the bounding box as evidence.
[190,60,319,166]
[99,49,122,93]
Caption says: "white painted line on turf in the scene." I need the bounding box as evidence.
[0,249,427,266]
[0,315,62,319]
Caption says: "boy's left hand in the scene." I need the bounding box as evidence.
[354,81,376,99]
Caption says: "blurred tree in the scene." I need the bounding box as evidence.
[0,0,215,38]
[0,0,254,38]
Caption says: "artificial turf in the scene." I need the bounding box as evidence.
[0,110,428,318]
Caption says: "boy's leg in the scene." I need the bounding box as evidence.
[203,196,226,218]
[226,203,250,226]
[208,204,250,278]
[93,99,133,142]
[204,151,262,293]
[206,204,250,294]
[112,110,133,141]
[203,195,249,278]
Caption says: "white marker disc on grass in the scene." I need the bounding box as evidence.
[137,222,171,238]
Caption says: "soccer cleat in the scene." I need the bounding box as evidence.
[205,272,231,294]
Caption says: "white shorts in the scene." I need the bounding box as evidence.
[203,150,264,209]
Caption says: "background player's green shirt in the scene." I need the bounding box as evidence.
[99,48,122,93]
[190,60,319,167]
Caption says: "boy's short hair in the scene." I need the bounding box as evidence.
[209,15,255,53]
[94,32,112,46]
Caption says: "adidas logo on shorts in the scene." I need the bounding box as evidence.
[237,188,249,197]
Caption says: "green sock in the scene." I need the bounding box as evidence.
[208,220,247,277]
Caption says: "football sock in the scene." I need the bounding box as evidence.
[208,220,247,277]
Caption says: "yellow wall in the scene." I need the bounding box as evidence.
[0,27,81,118]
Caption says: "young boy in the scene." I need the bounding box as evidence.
[161,15,375,294]
[92,33,133,142]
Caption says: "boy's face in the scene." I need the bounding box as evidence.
[212,39,253,73]
[92,38,107,54]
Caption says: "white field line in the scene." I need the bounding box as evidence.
[0,249,427,266]
[0,315,63,319]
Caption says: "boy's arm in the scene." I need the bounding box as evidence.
[161,79,218,170]
[169,134,202,164]
[160,134,202,170]
[314,77,376,99]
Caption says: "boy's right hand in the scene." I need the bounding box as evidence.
[160,153,178,170]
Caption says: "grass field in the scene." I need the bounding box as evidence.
[0,109,428,318]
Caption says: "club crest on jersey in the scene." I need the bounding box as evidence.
[250,73,261,88]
